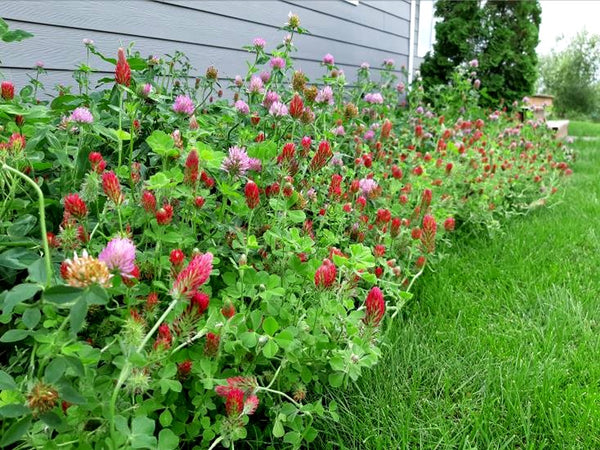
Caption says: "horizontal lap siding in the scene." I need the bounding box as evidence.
[0,0,411,89]
[362,0,411,20]
[158,0,408,54]
[284,0,409,37]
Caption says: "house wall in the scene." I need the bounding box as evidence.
[0,0,416,96]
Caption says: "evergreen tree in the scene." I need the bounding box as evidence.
[419,0,482,90]
[420,0,541,107]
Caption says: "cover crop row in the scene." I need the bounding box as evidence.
[0,14,571,449]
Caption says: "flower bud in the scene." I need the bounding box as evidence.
[1,81,15,100]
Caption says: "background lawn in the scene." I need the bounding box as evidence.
[567,120,600,137]
[315,123,600,449]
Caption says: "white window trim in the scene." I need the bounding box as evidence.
[408,0,417,83]
[343,0,359,6]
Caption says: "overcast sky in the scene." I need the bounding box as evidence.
[417,1,600,57]
[537,1,600,55]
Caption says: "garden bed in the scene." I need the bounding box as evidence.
[0,14,572,449]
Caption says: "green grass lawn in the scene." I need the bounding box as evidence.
[567,120,600,138]
[315,127,600,449]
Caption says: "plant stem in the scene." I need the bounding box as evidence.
[257,386,302,408]
[265,361,283,389]
[109,294,180,438]
[226,121,241,143]
[240,210,254,303]
[74,129,85,186]
[137,295,180,353]
[117,88,124,167]
[33,72,39,99]
[88,221,101,243]
[0,172,18,221]
[171,328,207,353]
[29,342,37,378]
[207,436,224,450]
[406,267,425,294]
[2,164,52,286]
[100,337,117,353]
[116,205,123,234]
[128,115,135,176]
[108,360,131,441]
[154,224,164,279]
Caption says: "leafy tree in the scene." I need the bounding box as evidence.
[537,31,600,118]
[420,0,541,107]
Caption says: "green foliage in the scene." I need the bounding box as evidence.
[317,132,600,448]
[419,0,482,88]
[0,11,572,450]
[568,120,600,136]
[0,18,33,43]
[0,18,33,65]
[421,0,541,107]
[537,31,600,118]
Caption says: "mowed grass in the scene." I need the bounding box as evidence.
[315,128,600,449]
[568,120,600,138]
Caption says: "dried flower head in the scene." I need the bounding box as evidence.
[344,102,358,120]
[61,250,112,288]
[206,65,218,80]
[286,12,301,29]
[292,71,307,92]
[27,381,59,416]
[304,85,318,103]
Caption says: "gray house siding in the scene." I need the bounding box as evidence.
[0,0,416,95]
